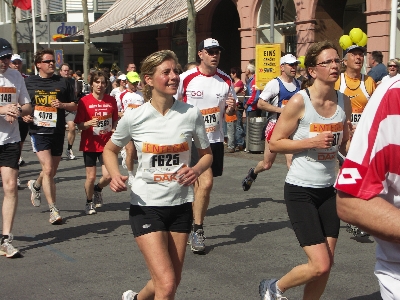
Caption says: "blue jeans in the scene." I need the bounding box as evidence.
[235,110,245,147]
[226,120,236,149]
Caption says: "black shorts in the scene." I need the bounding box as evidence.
[191,141,223,177]
[284,183,340,247]
[129,202,193,238]
[83,152,103,167]
[33,134,65,156]
[18,118,29,142]
[0,142,20,169]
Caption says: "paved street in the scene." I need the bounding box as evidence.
[1,134,380,299]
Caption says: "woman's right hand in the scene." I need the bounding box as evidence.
[110,174,128,192]
[312,131,334,149]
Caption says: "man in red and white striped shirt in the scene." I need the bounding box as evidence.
[335,77,400,299]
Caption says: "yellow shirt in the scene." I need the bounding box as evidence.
[335,72,376,113]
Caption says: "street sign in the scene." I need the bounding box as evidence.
[255,44,281,90]
[55,50,63,69]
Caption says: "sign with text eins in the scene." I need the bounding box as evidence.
[255,44,281,90]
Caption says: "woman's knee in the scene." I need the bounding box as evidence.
[309,259,333,279]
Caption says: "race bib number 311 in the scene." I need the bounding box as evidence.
[308,122,343,161]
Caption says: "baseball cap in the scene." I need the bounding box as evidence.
[11,54,22,62]
[198,38,224,51]
[280,54,300,65]
[0,38,12,58]
[117,74,127,80]
[345,45,366,54]
[126,71,140,83]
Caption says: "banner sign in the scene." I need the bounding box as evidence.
[255,44,281,90]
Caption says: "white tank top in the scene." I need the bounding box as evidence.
[286,89,346,188]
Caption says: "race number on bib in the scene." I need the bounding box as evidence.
[200,107,220,133]
[141,141,190,183]
[0,87,17,105]
[351,108,363,126]
[33,106,57,127]
[307,122,343,162]
[93,114,112,135]
[127,104,141,109]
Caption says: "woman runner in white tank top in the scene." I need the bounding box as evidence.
[260,41,352,300]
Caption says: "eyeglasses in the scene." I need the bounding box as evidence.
[205,49,221,56]
[0,54,12,60]
[285,62,298,67]
[315,59,342,67]
[41,60,55,64]
[388,65,398,68]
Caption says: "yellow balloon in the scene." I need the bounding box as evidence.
[349,28,363,44]
[339,35,353,50]
[98,56,104,64]
[298,56,305,68]
[358,32,368,47]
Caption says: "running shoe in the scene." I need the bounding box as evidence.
[0,234,20,258]
[190,229,206,253]
[27,180,41,207]
[93,190,103,208]
[85,202,97,215]
[17,176,22,190]
[242,168,257,191]
[122,290,138,300]
[18,157,25,166]
[259,279,287,300]
[49,206,62,224]
[65,149,76,160]
[121,147,127,169]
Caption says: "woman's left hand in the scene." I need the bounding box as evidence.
[176,166,199,186]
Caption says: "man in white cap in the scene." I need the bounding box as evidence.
[110,74,127,114]
[176,38,236,253]
[242,54,301,191]
[0,38,32,257]
[10,54,28,78]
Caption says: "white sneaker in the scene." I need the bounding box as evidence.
[65,149,76,160]
[85,202,97,215]
[93,190,103,208]
[259,279,287,300]
[27,180,41,207]
[0,234,20,258]
[122,290,138,300]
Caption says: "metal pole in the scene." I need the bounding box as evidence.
[270,0,274,43]
[32,0,37,74]
[389,0,397,59]
[47,0,50,48]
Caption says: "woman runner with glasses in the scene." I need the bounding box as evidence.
[259,41,352,300]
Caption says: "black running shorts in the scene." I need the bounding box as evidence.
[191,141,223,177]
[129,203,193,238]
[0,142,20,169]
[83,152,103,167]
[284,182,340,247]
[32,134,65,156]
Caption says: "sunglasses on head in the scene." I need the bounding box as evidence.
[41,59,55,64]
[0,54,12,60]
[205,49,221,56]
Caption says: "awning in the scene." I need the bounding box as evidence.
[65,0,211,40]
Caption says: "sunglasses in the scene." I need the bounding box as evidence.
[285,62,298,67]
[0,54,12,60]
[388,65,397,67]
[205,49,221,56]
[41,60,56,64]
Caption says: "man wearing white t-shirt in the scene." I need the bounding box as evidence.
[242,54,301,191]
[177,38,236,253]
[0,38,32,258]
[336,77,400,299]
